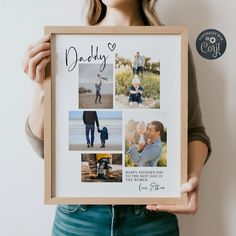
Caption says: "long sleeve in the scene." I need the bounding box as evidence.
[128,142,162,165]
[83,111,86,124]
[25,117,44,159]
[94,112,99,128]
[128,146,142,165]
[188,47,212,163]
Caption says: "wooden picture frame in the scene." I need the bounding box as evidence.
[44,26,188,205]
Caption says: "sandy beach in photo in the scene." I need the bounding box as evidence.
[79,94,113,109]
[69,111,123,152]
[115,94,160,109]
[69,143,122,151]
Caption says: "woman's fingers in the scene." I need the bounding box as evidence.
[27,42,50,61]
[27,35,50,50]
[23,35,50,64]
[22,35,51,82]
[28,50,51,80]
[25,43,50,75]
[146,192,198,214]
[146,175,200,215]
[157,191,198,214]
[181,175,199,193]
[35,56,51,83]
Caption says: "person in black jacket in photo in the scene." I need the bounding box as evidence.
[98,126,108,148]
[83,111,99,148]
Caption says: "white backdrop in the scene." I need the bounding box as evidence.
[0,0,235,235]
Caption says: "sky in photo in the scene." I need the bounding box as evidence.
[69,110,122,119]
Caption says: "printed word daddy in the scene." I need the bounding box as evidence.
[65,45,109,72]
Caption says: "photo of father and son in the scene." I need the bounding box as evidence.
[125,116,167,168]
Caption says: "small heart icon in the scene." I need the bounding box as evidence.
[108,43,116,52]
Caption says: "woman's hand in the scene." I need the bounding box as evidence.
[146,174,199,214]
[22,35,51,84]
[146,141,208,214]
[22,35,51,140]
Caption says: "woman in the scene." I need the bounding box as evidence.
[22,0,211,235]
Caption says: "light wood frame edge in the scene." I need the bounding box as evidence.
[44,26,188,205]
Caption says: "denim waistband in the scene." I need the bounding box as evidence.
[78,205,144,215]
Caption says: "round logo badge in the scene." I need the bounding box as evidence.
[196,29,227,60]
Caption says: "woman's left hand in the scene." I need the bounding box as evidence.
[146,174,199,214]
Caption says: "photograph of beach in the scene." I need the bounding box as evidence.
[69,110,122,151]
[78,64,113,109]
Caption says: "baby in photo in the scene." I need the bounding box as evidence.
[126,120,148,148]
[135,121,148,146]
[129,75,143,108]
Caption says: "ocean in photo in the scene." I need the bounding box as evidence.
[69,118,122,145]
[79,82,113,94]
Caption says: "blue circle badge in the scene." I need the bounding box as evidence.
[196,29,227,60]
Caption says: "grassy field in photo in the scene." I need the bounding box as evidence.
[115,70,160,109]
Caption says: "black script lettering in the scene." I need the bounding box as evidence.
[139,183,148,192]
[65,46,78,72]
[65,45,109,73]
[149,182,165,191]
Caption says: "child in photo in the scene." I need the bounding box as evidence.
[129,75,143,108]
[96,153,112,180]
[125,121,147,147]
[98,126,109,148]
[95,79,102,104]
[94,73,109,104]
[134,122,149,155]
[135,121,147,146]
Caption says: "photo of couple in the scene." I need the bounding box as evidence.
[124,111,167,167]
[69,110,122,151]
[78,64,113,109]
[81,153,122,183]
[115,51,160,109]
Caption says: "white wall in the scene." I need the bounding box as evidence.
[0,0,235,235]
[158,1,236,235]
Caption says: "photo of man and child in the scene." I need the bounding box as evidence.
[124,111,167,167]
[78,64,113,109]
[69,110,122,151]
[115,51,160,109]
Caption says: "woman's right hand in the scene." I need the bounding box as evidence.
[22,35,51,83]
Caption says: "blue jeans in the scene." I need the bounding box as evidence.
[85,124,95,145]
[129,96,142,104]
[52,205,179,236]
